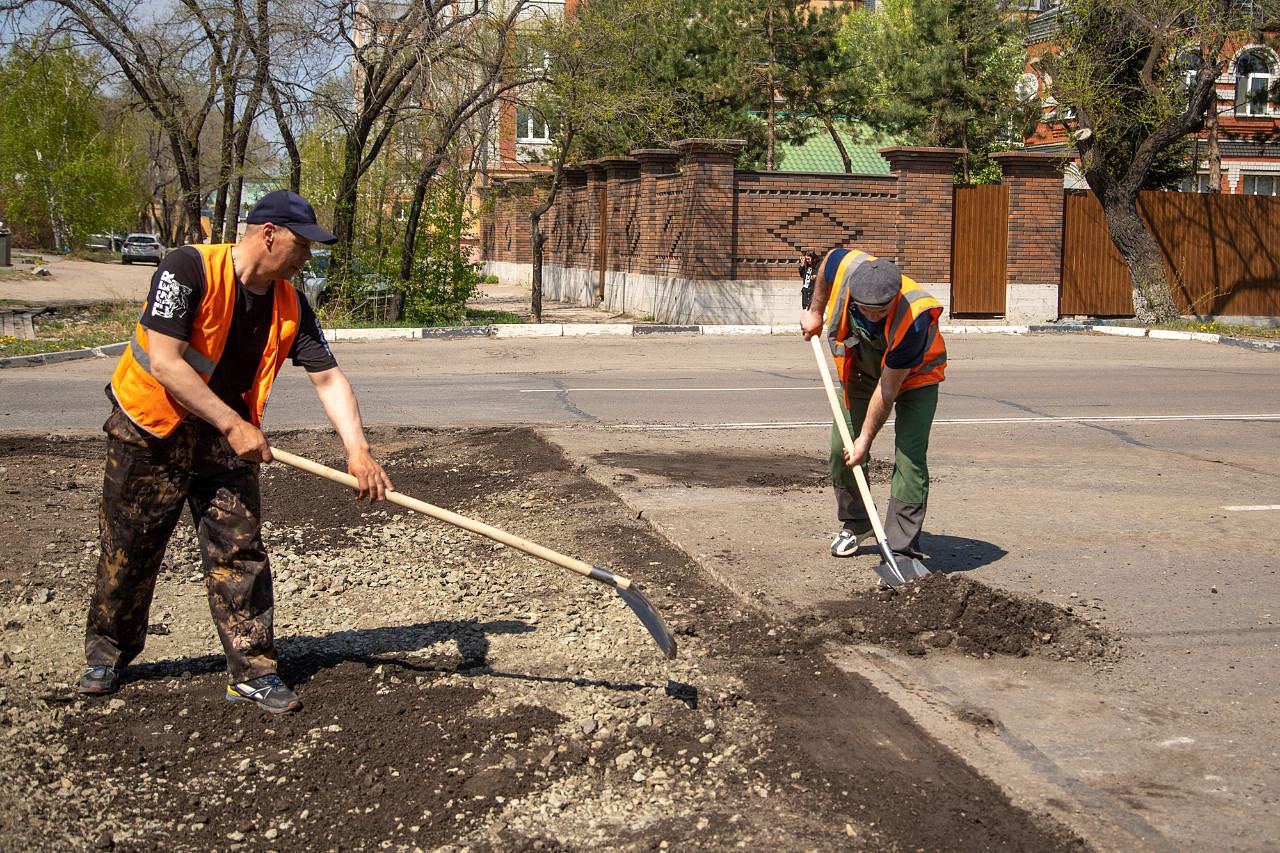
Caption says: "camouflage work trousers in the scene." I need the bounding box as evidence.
[85,406,277,682]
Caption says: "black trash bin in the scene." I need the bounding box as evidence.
[0,223,10,267]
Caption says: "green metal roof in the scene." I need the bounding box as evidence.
[777,130,891,175]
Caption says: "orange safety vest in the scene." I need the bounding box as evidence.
[824,249,946,403]
[110,243,300,437]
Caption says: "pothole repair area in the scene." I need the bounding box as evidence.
[2,426,1088,850]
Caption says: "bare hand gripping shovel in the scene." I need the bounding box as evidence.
[801,259,929,588]
[270,448,677,658]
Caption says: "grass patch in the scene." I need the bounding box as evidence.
[315,304,526,329]
[1154,319,1280,341]
[70,248,121,264]
[0,268,42,281]
[0,302,140,357]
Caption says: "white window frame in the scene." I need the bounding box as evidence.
[1232,47,1276,117]
[515,107,553,144]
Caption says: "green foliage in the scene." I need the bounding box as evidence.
[398,179,482,326]
[839,0,1029,183]
[538,0,769,166]
[0,42,144,249]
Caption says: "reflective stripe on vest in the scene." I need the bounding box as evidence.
[821,248,946,403]
[128,333,218,376]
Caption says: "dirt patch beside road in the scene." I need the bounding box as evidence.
[813,574,1117,661]
[3,427,1082,850]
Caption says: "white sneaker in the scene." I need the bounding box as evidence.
[830,527,871,557]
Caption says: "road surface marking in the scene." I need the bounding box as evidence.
[521,386,818,393]
[614,413,1280,431]
[1222,505,1280,512]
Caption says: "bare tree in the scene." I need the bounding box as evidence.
[21,0,229,243]
[312,0,536,280]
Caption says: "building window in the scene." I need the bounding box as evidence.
[515,107,554,144]
[1178,173,1212,193]
[1235,51,1274,117]
[1241,174,1278,196]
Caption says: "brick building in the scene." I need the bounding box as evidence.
[1023,5,1280,194]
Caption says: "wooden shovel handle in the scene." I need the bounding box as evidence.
[269,447,622,586]
[808,334,895,553]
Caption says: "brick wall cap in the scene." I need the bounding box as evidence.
[672,138,747,156]
[990,150,1071,162]
[630,148,680,158]
[877,146,967,156]
[598,156,641,179]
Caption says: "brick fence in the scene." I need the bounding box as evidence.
[480,139,1067,324]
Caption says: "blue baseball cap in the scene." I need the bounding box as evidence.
[246,190,338,244]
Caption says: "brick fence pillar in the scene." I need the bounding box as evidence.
[581,161,609,299]
[632,149,680,277]
[556,166,587,268]
[991,151,1067,322]
[879,147,965,285]
[672,138,745,280]
[599,156,641,272]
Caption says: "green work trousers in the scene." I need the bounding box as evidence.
[828,381,938,556]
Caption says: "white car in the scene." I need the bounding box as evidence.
[121,233,165,265]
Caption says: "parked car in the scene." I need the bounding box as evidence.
[87,232,125,252]
[296,250,390,307]
[121,233,165,265]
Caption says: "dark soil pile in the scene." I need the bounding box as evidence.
[819,573,1116,660]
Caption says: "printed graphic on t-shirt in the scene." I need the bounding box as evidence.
[151,270,193,319]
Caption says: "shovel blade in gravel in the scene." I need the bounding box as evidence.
[874,556,932,588]
[616,583,678,659]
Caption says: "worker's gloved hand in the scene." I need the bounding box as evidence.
[226,420,272,463]
[347,448,393,502]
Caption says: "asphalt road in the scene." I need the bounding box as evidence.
[4,331,1279,851]
[4,333,1278,439]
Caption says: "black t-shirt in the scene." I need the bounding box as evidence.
[138,246,338,419]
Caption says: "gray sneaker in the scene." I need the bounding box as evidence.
[78,665,122,695]
[830,527,871,557]
[226,674,301,714]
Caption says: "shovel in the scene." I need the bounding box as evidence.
[269,448,677,659]
[807,335,931,588]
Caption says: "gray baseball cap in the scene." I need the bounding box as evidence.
[849,258,902,306]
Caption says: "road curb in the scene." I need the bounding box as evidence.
[2,322,1276,368]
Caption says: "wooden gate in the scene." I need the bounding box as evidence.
[1060,190,1132,316]
[950,184,1008,314]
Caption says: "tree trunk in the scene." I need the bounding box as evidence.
[1206,104,1221,193]
[821,116,852,174]
[330,138,364,280]
[1100,194,1179,323]
[268,81,302,192]
[530,216,546,323]
[399,156,444,282]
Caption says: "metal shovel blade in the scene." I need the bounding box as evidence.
[615,583,678,659]
[873,560,908,589]
[872,554,932,588]
[900,557,932,580]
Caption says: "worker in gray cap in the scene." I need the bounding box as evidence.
[800,249,947,567]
